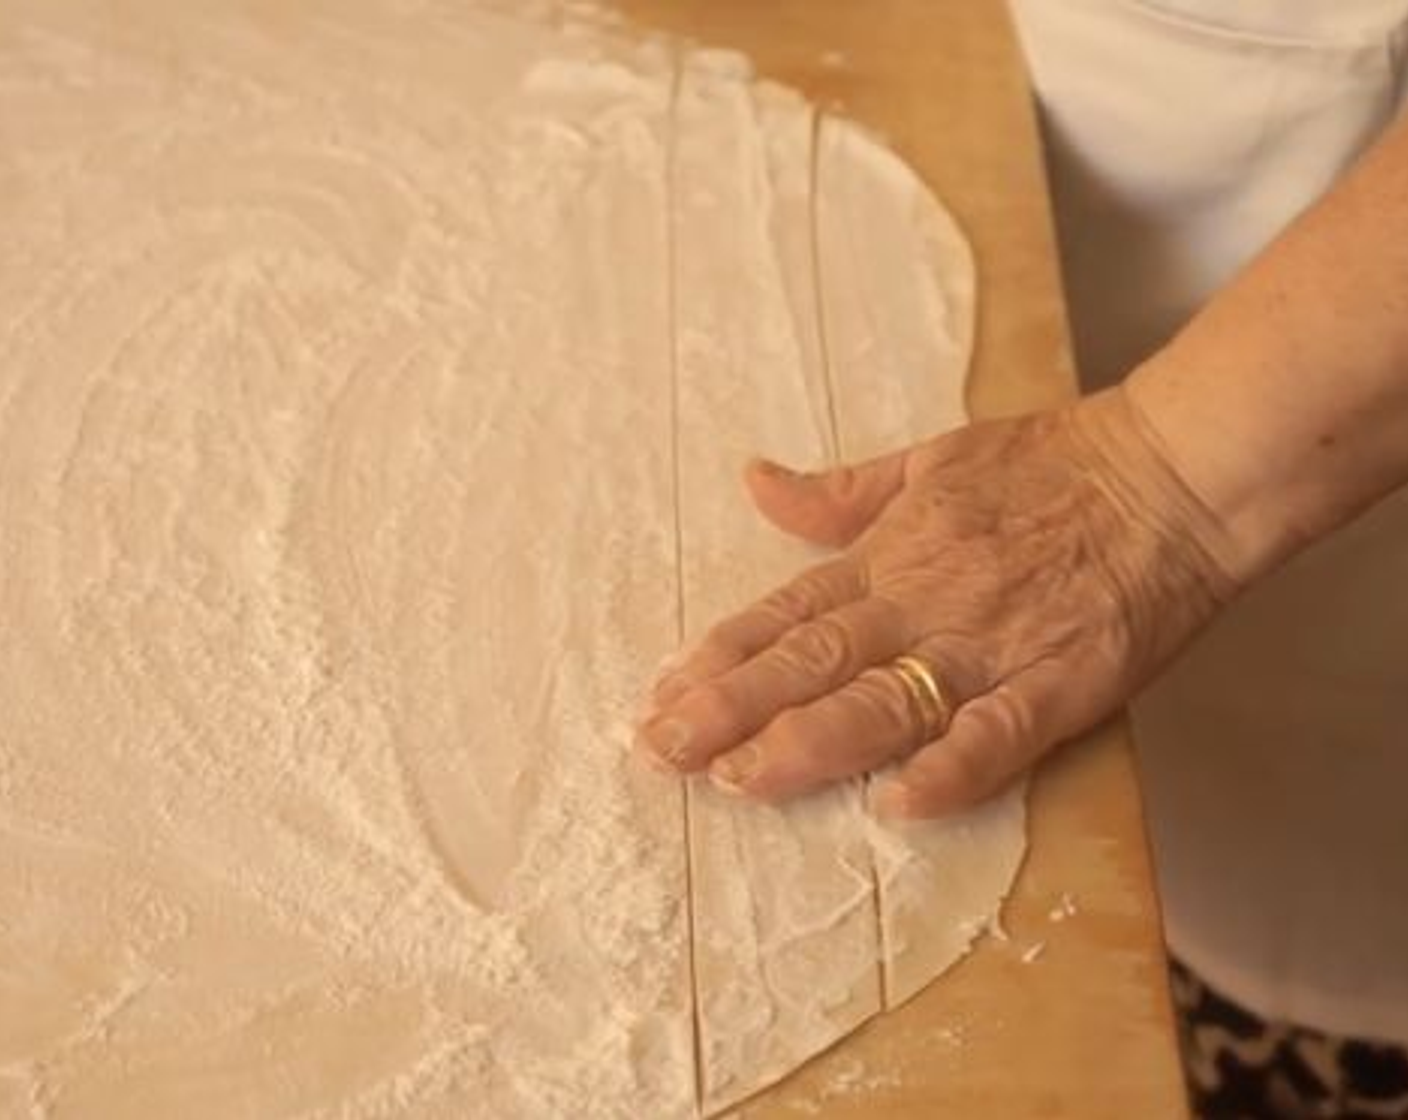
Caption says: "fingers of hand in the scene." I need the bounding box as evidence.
[876,659,1086,819]
[706,654,960,801]
[645,559,864,714]
[745,450,907,549]
[639,598,909,773]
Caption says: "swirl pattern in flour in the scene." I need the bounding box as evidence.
[0,2,1023,1117]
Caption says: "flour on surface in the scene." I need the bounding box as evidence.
[0,1,1022,1116]
[1049,891,1081,923]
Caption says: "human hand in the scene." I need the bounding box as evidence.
[633,387,1241,818]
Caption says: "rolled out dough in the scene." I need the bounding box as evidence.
[0,2,1025,1117]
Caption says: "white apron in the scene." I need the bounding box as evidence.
[1009,0,1408,1043]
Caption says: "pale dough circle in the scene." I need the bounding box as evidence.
[0,3,1025,1117]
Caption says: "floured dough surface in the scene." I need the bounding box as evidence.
[0,2,1025,1117]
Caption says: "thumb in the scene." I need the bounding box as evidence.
[744,450,908,548]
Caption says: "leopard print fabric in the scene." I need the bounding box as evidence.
[1171,959,1408,1119]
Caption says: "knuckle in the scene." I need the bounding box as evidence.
[763,708,846,782]
[698,622,745,663]
[972,687,1036,748]
[689,681,744,736]
[855,670,914,736]
[775,617,855,680]
[940,740,994,799]
[758,560,854,623]
[760,579,818,623]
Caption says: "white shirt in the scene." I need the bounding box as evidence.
[1010,0,1408,1043]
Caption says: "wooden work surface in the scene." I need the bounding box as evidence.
[613,1,1190,1116]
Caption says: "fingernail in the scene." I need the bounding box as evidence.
[709,743,760,794]
[633,694,660,725]
[638,716,694,768]
[874,780,914,819]
[751,458,793,479]
[634,683,679,726]
[653,648,689,680]
[635,746,678,775]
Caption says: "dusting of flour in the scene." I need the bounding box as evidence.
[0,2,1023,1117]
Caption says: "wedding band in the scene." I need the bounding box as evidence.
[890,654,954,742]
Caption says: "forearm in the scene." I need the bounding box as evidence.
[1125,112,1408,583]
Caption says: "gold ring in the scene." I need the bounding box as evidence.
[890,654,954,742]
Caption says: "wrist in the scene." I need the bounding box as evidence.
[1121,351,1313,585]
[1064,384,1250,596]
